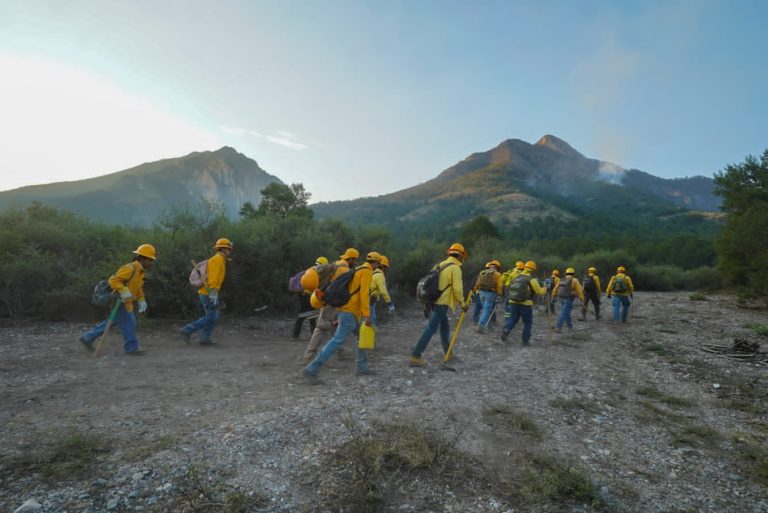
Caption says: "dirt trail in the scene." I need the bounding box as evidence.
[1,292,767,512]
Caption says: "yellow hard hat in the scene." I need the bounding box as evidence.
[617,266,626,273]
[525,260,537,271]
[490,259,502,269]
[588,266,597,273]
[315,256,329,265]
[133,243,157,260]
[447,242,467,259]
[379,255,390,267]
[515,261,524,270]
[366,251,382,263]
[552,269,560,276]
[565,267,575,274]
[484,262,492,269]
[214,238,233,250]
[340,248,360,260]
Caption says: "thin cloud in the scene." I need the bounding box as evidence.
[221,126,312,151]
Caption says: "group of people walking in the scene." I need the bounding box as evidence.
[79,239,635,383]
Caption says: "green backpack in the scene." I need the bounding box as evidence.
[613,275,628,293]
[508,274,533,302]
[476,269,496,291]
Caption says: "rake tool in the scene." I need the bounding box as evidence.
[441,290,474,372]
[94,299,122,357]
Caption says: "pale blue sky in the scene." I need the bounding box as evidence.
[1,0,766,201]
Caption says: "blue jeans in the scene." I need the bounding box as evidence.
[182,294,221,342]
[82,304,138,352]
[370,302,377,326]
[612,295,631,322]
[472,295,482,323]
[412,304,450,357]
[556,297,575,329]
[304,312,368,375]
[478,290,497,327]
[503,303,533,345]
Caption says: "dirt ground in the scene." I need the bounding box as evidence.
[1,291,767,513]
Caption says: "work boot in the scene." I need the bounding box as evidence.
[199,339,217,346]
[79,337,94,352]
[179,329,192,344]
[302,369,321,385]
[126,349,146,356]
[475,325,486,334]
[444,352,460,362]
[500,330,510,342]
[409,356,427,368]
[301,351,316,365]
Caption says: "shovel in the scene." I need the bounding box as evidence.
[94,299,122,357]
[441,291,473,372]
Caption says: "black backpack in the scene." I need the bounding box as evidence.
[416,262,455,304]
[507,274,533,302]
[92,264,137,307]
[582,275,596,293]
[321,266,362,307]
[557,276,574,298]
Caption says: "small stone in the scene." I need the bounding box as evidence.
[146,496,159,505]
[13,499,42,513]
[728,473,742,481]
[256,426,268,437]
[162,482,173,491]
[92,478,108,487]
[128,491,139,498]
[713,383,721,389]
[106,498,119,510]
[132,472,145,481]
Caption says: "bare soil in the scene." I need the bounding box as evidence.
[1,292,767,513]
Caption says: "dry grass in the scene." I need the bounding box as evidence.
[483,405,543,437]
[173,463,268,513]
[1,432,109,482]
[549,396,601,414]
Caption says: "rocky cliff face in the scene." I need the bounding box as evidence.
[0,147,282,226]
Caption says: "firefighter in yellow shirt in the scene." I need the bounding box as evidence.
[180,238,233,345]
[370,255,394,325]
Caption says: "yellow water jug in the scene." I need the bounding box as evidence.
[358,323,376,350]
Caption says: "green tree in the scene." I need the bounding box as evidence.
[254,182,313,219]
[461,215,500,245]
[713,149,768,293]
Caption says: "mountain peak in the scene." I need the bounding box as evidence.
[535,134,582,157]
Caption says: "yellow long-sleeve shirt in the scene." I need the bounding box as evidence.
[370,269,391,304]
[606,273,635,296]
[502,269,522,287]
[108,261,145,312]
[434,256,466,310]
[198,252,227,295]
[339,262,373,320]
[508,270,547,306]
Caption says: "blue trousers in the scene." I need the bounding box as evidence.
[478,290,498,327]
[472,296,483,323]
[612,295,631,322]
[82,304,138,352]
[370,302,377,326]
[556,297,575,329]
[503,303,533,345]
[182,294,221,342]
[412,304,450,357]
[304,312,368,375]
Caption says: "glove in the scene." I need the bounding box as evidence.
[119,288,133,301]
[209,289,219,307]
[138,299,148,314]
[387,303,395,314]
[461,304,469,313]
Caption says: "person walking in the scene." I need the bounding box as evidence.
[410,243,468,367]
[475,259,503,334]
[502,261,525,324]
[545,269,560,315]
[501,260,547,346]
[80,244,157,355]
[552,267,585,332]
[179,238,233,345]
[301,248,359,363]
[302,252,381,382]
[292,256,328,339]
[472,262,492,324]
[580,266,602,320]
[370,254,394,326]
[605,266,635,323]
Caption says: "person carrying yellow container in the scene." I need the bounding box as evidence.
[302,252,381,382]
[580,266,602,321]
[301,248,358,363]
[475,259,503,334]
[501,260,547,346]
[179,238,233,345]
[410,243,468,367]
[80,244,157,355]
[552,267,585,332]
[369,254,394,326]
[606,266,635,323]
